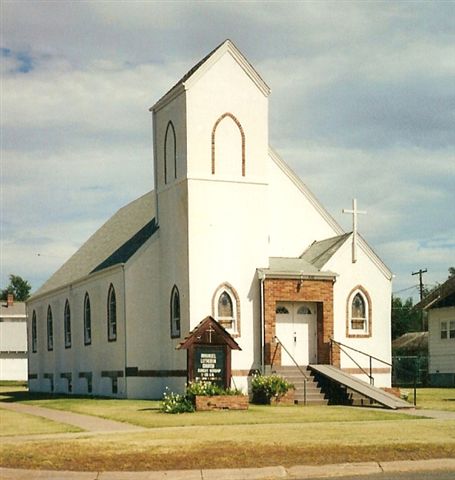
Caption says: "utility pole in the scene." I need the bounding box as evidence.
[412,268,428,302]
[412,268,427,330]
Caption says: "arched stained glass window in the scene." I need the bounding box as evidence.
[64,300,71,348]
[84,293,91,345]
[213,284,240,334]
[170,286,181,338]
[347,287,370,335]
[107,285,117,341]
[47,305,53,351]
[31,311,37,353]
[218,291,233,318]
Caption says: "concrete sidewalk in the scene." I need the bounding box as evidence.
[0,401,146,433]
[1,459,455,480]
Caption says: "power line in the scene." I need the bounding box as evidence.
[392,285,419,294]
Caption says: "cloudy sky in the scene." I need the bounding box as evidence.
[1,1,454,300]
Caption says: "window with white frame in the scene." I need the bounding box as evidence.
[441,321,448,339]
[214,284,239,334]
[84,293,92,345]
[170,285,181,338]
[347,288,370,335]
[31,310,37,353]
[440,320,455,339]
[64,299,71,348]
[107,284,117,341]
[47,305,53,351]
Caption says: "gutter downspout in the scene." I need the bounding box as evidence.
[258,270,265,374]
[122,264,128,398]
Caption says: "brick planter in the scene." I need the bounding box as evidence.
[195,395,249,411]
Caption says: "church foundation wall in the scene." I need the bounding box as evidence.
[263,277,338,367]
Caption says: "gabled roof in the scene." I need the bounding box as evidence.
[151,39,270,112]
[91,218,158,274]
[300,233,351,269]
[414,275,455,310]
[177,316,241,351]
[31,191,156,299]
[258,256,337,280]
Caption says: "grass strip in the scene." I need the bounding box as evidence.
[1,441,454,471]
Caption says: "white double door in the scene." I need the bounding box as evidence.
[275,302,317,366]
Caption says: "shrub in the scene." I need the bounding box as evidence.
[160,388,194,414]
[186,381,242,402]
[251,374,293,404]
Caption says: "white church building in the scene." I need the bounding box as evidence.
[27,40,392,399]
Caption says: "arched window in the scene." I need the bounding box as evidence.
[347,286,371,336]
[31,311,37,353]
[170,285,181,338]
[64,300,71,348]
[107,284,117,341]
[212,283,240,335]
[47,305,53,351]
[164,121,176,184]
[84,293,91,345]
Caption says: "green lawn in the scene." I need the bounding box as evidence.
[0,408,81,436]
[1,385,454,471]
[401,388,455,411]
[1,386,420,428]
[1,419,454,471]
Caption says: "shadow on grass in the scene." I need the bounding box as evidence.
[0,389,106,403]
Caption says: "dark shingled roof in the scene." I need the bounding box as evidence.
[91,218,158,274]
[300,233,351,269]
[31,191,156,298]
[414,275,455,310]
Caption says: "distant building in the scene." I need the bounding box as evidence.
[392,331,428,356]
[0,294,28,381]
[415,276,455,387]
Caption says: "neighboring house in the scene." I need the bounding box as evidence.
[415,275,455,387]
[27,40,393,399]
[0,294,28,381]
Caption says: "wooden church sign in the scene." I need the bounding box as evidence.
[177,316,241,388]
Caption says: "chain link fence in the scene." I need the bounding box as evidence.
[392,355,428,387]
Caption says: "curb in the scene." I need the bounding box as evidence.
[1,459,455,479]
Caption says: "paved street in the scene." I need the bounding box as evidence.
[299,471,455,480]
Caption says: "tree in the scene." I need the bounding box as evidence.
[391,296,422,339]
[449,267,455,278]
[0,274,32,302]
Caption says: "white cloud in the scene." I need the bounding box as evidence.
[1,1,454,297]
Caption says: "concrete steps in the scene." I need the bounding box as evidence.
[272,366,328,405]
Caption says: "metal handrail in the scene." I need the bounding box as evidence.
[330,338,392,367]
[273,335,308,405]
[330,338,392,386]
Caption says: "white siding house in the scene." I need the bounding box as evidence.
[416,276,455,387]
[0,295,28,381]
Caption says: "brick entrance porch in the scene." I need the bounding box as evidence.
[263,277,340,368]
